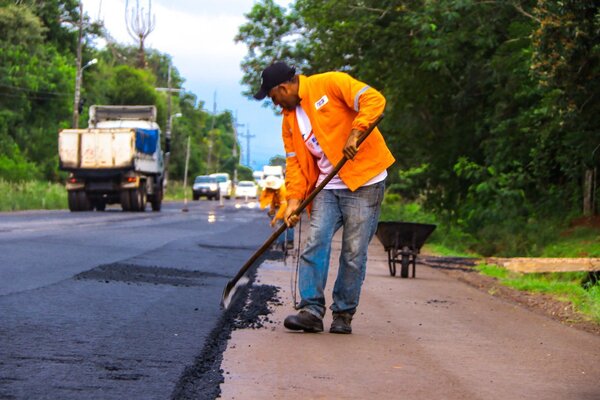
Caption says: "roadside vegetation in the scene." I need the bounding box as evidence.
[380,196,600,324]
[0,180,66,212]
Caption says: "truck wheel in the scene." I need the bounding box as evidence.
[151,188,162,212]
[95,201,106,211]
[68,191,78,212]
[76,191,92,211]
[193,194,199,201]
[129,186,146,211]
[120,190,131,211]
[139,186,147,211]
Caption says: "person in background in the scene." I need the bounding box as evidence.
[259,175,294,249]
[253,62,394,334]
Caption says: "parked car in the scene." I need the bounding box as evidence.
[209,172,232,199]
[192,175,220,200]
[235,180,258,199]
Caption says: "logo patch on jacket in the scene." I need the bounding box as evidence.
[315,95,329,110]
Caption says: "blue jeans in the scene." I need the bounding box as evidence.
[298,181,385,318]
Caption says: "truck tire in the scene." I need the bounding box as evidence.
[68,191,78,212]
[95,201,106,211]
[129,186,146,212]
[151,187,162,212]
[76,191,92,211]
[120,190,131,211]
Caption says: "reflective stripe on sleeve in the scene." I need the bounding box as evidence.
[354,85,370,112]
[286,152,296,158]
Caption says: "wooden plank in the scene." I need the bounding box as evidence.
[485,257,600,273]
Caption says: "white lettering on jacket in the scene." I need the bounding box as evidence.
[315,95,328,110]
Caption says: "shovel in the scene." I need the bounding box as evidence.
[221,114,384,309]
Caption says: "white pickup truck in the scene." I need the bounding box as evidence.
[58,105,165,212]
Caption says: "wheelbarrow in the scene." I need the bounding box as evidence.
[376,221,437,278]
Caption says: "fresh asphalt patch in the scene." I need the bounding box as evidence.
[171,252,281,400]
[75,263,228,287]
[71,253,283,400]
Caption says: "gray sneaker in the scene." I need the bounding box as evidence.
[283,310,324,333]
[330,312,353,334]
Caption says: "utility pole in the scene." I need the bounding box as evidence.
[72,2,83,128]
[182,135,191,212]
[155,65,182,188]
[232,111,244,184]
[239,126,256,167]
[206,91,217,174]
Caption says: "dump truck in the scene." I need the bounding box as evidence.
[58,105,165,212]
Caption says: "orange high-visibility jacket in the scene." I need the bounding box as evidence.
[259,185,287,221]
[282,72,395,201]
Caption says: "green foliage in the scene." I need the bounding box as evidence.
[164,180,187,201]
[476,264,600,323]
[105,65,158,105]
[0,180,66,211]
[0,3,75,181]
[541,226,600,257]
[269,155,286,167]
[236,0,599,257]
[475,264,510,280]
[236,165,254,181]
[380,193,476,256]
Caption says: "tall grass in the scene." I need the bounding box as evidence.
[476,264,600,323]
[164,180,188,201]
[0,180,66,211]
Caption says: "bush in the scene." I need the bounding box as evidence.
[0,180,66,211]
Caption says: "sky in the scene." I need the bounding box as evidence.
[81,0,291,171]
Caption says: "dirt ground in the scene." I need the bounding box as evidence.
[420,256,600,336]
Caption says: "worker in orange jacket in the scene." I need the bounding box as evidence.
[254,62,395,334]
[259,175,294,249]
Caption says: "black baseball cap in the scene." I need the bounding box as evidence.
[253,62,296,100]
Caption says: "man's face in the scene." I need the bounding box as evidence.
[268,83,299,111]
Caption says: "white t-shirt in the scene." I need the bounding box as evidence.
[296,105,387,189]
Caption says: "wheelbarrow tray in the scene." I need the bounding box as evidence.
[376,221,437,251]
[376,221,437,278]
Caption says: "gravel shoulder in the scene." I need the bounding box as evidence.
[421,255,600,336]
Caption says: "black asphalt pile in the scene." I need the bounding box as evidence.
[234,285,281,330]
[171,251,281,400]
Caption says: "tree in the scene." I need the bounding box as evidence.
[125,0,156,68]
[0,3,74,181]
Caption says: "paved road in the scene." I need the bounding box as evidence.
[0,200,271,400]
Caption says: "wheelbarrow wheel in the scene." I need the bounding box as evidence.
[400,253,410,278]
[388,249,396,276]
